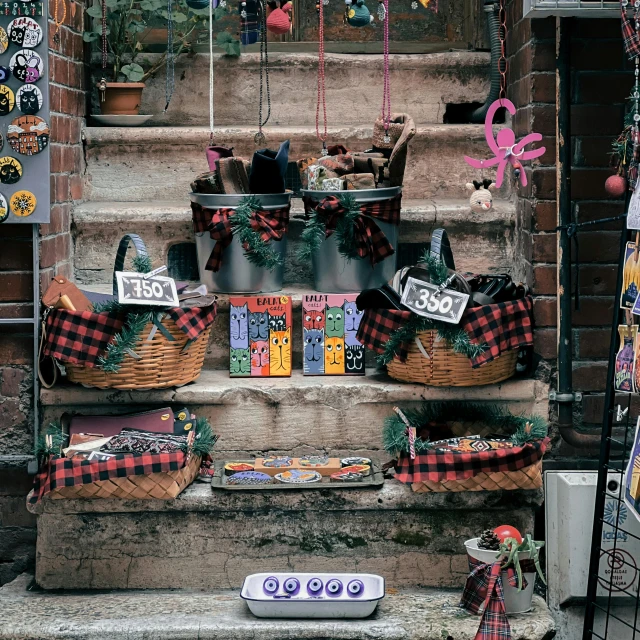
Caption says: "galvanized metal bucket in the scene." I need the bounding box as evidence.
[190,192,292,294]
[300,187,401,294]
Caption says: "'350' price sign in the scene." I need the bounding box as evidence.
[116,271,179,307]
[400,276,469,324]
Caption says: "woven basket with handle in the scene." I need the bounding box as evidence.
[48,453,201,500]
[386,329,517,387]
[65,234,212,390]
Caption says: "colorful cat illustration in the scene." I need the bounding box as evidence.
[18,86,39,115]
[230,347,250,377]
[303,308,325,330]
[344,300,363,346]
[325,336,345,374]
[269,312,287,332]
[230,303,248,348]
[249,310,269,341]
[270,327,291,375]
[250,340,270,376]
[325,305,345,337]
[303,328,324,375]
[345,344,365,374]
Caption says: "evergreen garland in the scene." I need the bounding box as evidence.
[382,402,548,457]
[132,254,153,274]
[36,421,68,460]
[229,196,284,271]
[97,311,153,373]
[189,417,219,458]
[297,195,362,263]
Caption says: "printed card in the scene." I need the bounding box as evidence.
[302,294,365,376]
[229,295,292,378]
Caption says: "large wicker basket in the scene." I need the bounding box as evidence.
[387,329,517,386]
[48,454,201,500]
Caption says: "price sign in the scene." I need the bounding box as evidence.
[116,271,179,307]
[400,276,469,324]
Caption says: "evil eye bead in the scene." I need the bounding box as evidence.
[326,579,343,596]
[347,579,364,597]
[307,577,323,595]
[263,577,279,594]
[283,577,300,595]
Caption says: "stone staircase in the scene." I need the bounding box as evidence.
[27,49,554,636]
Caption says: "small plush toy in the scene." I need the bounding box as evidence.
[345,0,374,26]
[266,0,292,34]
[466,179,495,213]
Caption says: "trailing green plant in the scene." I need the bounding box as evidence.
[229,196,285,271]
[499,534,546,591]
[382,402,548,457]
[188,417,219,458]
[297,195,362,263]
[36,422,68,460]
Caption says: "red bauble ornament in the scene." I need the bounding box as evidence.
[493,525,523,545]
[266,5,291,34]
[605,174,627,197]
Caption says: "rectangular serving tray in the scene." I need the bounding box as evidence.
[211,460,384,491]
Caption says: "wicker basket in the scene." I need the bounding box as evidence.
[48,454,201,500]
[387,329,518,387]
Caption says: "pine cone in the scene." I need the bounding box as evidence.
[477,529,501,551]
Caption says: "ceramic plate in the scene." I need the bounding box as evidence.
[91,114,154,127]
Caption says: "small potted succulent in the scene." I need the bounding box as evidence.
[465,525,545,614]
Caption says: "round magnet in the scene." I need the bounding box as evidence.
[0,27,8,55]
[8,18,43,48]
[15,84,42,115]
[10,190,36,217]
[10,49,43,83]
[0,85,15,117]
[0,194,8,223]
[8,115,49,156]
[0,156,22,184]
[0,66,11,83]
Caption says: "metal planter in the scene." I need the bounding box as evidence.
[191,192,292,294]
[300,187,401,293]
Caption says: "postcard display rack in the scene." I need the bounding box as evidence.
[0,0,51,472]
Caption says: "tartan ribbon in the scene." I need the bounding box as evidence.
[622,1,640,59]
[356,296,533,367]
[191,202,290,272]
[461,556,537,640]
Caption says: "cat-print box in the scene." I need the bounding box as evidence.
[229,296,292,378]
[302,294,365,376]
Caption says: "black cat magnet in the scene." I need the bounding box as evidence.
[0,194,8,223]
[10,49,43,83]
[7,17,42,48]
[0,157,22,184]
[0,85,15,117]
[8,115,49,155]
[16,84,42,114]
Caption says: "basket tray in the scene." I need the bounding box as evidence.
[212,460,384,491]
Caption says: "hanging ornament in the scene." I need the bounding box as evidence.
[186,0,210,8]
[266,0,292,34]
[345,0,373,26]
[316,0,328,154]
[606,173,628,198]
[240,0,259,45]
[411,0,418,8]
[466,179,495,213]
[377,0,385,20]
[164,0,176,111]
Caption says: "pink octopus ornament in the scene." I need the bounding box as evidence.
[464,99,545,188]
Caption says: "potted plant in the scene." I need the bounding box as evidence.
[84,0,239,116]
[465,525,545,614]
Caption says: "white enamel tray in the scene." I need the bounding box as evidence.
[240,572,385,618]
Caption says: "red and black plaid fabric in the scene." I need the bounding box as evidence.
[29,451,187,503]
[43,303,217,368]
[394,438,548,484]
[460,556,530,640]
[622,1,640,59]
[356,296,533,367]
[192,202,290,272]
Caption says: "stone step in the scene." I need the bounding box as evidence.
[83,125,513,202]
[137,52,490,127]
[27,481,546,593]
[1,573,555,639]
[41,371,549,457]
[72,198,516,290]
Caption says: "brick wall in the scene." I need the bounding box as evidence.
[0,3,86,585]
[506,7,629,442]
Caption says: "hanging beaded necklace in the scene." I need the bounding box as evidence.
[255,0,271,144]
[209,0,215,143]
[98,0,108,102]
[316,0,328,155]
[380,0,390,142]
[165,0,175,112]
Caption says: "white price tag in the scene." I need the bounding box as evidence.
[400,276,469,324]
[116,271,179,307]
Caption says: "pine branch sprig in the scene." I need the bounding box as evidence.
[36,422,68,459]
[189,417,219,458]
[97,311,152,372]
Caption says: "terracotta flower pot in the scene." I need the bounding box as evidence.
[98,82,145,116]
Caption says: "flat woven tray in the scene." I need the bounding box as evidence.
[211,460,384,491]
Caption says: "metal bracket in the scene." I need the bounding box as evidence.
[549,390,583,403]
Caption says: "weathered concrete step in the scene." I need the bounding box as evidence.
[82,125,512,202]
[138,51,490,127]
[72,198,515,288]
[28,481,545,592]
[1,573,555,639]
[41,371,549,457]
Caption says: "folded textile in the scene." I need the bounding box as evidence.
[249,139,290,194]
[307,164,339,190]
[205,144,234,172]
[297,157,318,189]
[216,158,251,194]
[343,173,376,190]
[373,113,416,188]
[322,177,344,191]
[317,153,355,176]
[191,171,224,195]
[100,429,188,455]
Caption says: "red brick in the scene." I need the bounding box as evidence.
[532,264,618,296]
[533,201,557,232]
[39,234,70,269]
[581,392,640,424]
[537,136,555,167]
[532,233,556,262]
[534,327,557,359]
[532,73,555,103]
[530,104,555,136]
[576,328,614,358]
[0,242,31,270]
[573,362,609,392]
[0,330,32,365]
[531,40,555,72]
[531,17,555,40]
[532,168,556,199]
[0,396,27,426]
[0,274,32,302]
[39,262,72,296]
[40,204,70,237]
[70,174,83,201]
[533,296,616,327]
[1,368,25,397]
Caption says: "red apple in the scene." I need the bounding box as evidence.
[493,525,523,545]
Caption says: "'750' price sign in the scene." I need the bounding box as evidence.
[401,276,469,324]
[116,271,179,307]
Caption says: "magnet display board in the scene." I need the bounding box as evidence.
[0,2,49,224]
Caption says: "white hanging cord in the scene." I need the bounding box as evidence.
[209,0,215,140]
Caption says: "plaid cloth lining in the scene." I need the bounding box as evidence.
[43,303,217,368]
[622,2,640,59]
[356,296,533,368]
[192,202,290,272]
[29,451,187,503]
[303,194,402,266]
[394,438,548,484]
